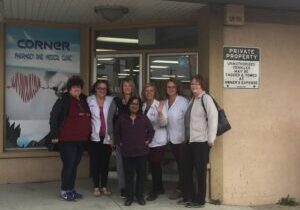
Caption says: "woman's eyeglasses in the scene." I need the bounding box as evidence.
[130,102,139,106]
[96,87,107,91]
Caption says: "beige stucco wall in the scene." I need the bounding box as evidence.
[222,10,300,205]
[0,157,89,184]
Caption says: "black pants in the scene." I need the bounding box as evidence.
[148,145,165,194]
[170,142,188,192]
[89,140,112,188]
[123,156,147,200]
[149,161,164,194]
[185,142,210,205]
[59,142,84,191]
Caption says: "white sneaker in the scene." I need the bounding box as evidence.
[94,188,101,196]
[101,187,112,196]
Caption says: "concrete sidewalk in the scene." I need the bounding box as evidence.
[0,178,299,210]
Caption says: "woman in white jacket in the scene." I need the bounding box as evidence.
[164,78,189,201]
[142,83,168,201]
[87,80,116,196]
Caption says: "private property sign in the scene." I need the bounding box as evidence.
[223,47,260,88]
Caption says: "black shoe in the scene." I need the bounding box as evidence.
[146,192,158,201]
[157,188,165,195]
[185,202,205,208]
[120,189,127,199]
[124,199,133,206]
[177,199,192,205]
[169,189,182,200]
[137,198,146,205]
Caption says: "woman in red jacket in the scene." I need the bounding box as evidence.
[49,76,91,201]
[114,96,155,206]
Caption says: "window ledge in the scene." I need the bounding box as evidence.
[0,149,59,159]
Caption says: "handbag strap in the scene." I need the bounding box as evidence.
[200,94,208,121]
[201,93,221,111]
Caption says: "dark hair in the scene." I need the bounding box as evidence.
[90,80,111,96]
[164,78,181,97]
[191,74,206,90]
[127,96,142,114]
[66,75,84,91]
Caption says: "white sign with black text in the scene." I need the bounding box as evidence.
[223,47,260,88]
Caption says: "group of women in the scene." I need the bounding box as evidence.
[49,74,218,208]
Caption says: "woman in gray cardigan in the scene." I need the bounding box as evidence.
[183,75,218,208]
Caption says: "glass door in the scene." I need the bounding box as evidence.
[94,54,142,95]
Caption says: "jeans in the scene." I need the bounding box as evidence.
[59,142,84,191]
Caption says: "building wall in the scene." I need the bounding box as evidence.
[222,9,300,205]
[197,5,225,202]
[0,157,89,184]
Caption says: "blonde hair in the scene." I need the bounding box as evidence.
[164,78,181,98]
[142,83,156,101]
[120,78,137,98]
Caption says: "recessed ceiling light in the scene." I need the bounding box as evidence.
[152,60,179,64]
[96,49,116,52]
[150,77,170,80]
[150,65,169,69]
[94,5,129,22]
[97,58,114,61]
[97,36,138,44]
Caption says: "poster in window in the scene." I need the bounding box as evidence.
[5,25,80,149]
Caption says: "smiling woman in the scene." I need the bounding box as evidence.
[114,96,155,206]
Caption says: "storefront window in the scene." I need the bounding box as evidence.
[94,26,198,177]
[5,25,80,150]
[95,55,142,95]
[148,53,198,98]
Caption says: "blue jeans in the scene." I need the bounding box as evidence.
[59,142,84,191]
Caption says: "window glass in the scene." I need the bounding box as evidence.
[148,53,198,99]
[96,55,141,95]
